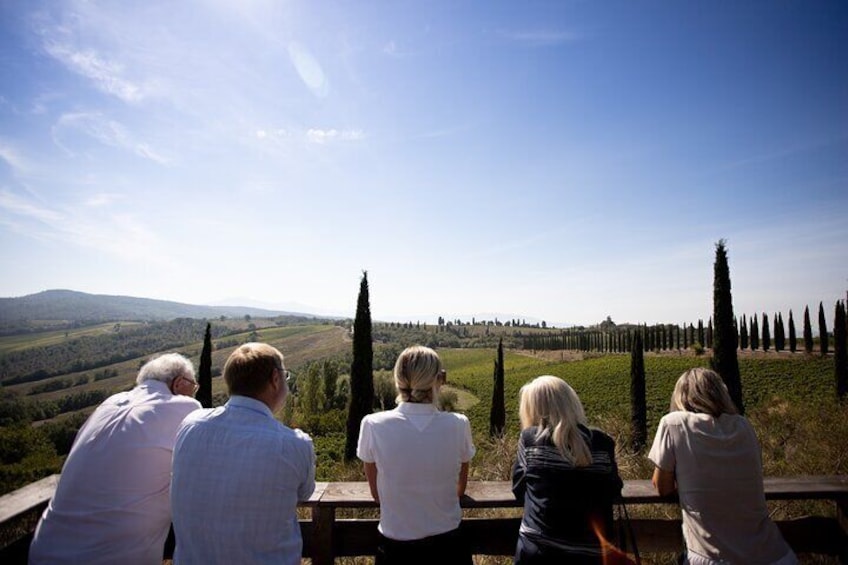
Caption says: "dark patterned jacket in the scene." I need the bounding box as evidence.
[512,425,623,561]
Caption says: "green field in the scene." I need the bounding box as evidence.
[441,350,835,442]
[0,322,143,355]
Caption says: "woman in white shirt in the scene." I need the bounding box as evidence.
[648,368,796,565]
[357,345,476,565]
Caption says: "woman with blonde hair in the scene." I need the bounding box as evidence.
[649,368,796,565]
[512,376,623,564]
[357,346,475,565]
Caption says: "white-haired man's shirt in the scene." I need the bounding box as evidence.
[170,395,315,565]
[29,380,201,565]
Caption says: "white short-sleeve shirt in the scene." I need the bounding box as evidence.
[648,411,793,564]
[357,402,476,541]
[29,380,201,565]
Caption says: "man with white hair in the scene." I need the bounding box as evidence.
[29,352,202,565]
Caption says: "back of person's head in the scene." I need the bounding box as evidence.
[519,376,591,466]
[671,367,738,417]
[394,345,442,404]
[137,353,195,386]
[224,342,285,399]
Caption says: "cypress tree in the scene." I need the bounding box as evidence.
[710,240,743,414]
[835,301,847,399]
[490,338,506,437]
[775,313,785,352]
[196,322,213,408]
[750,315,759,351]
[819,302,829,356]
[683,323,689,349]
[788,310,797,353]
[697,319,705,347]
[630,331,647,451]
[804,306,814,354]
[707,318,713,349]
[762,313,770,352]
[345,271,375,461]
[740,314,749,350]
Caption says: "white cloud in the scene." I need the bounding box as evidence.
[0,190,64,222]
[84,193,122,207]
[134,143,169,165]
[52,112,169,164]
[0,189,176,270]
[43,42,146,103]
[0,143,31,175]
[306,128,364,144]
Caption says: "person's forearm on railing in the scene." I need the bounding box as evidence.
[363,462,379,503]
[457,462,469,497]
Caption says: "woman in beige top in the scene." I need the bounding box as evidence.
[648,368,796,565]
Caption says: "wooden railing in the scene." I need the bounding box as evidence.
[1,475,846,564]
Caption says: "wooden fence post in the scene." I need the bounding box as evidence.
[837,498,848,563]
[311,505,335,565]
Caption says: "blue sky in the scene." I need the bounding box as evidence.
[0,1,846,326]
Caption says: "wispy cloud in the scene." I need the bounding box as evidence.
[0,188,175,268]
[42,42,147,103]
[84,193,123,207]
[52,112,169,164]
[134,143,169,165]
[0,190,64,222]
[712,134,848,175]
[498,29,582,47]
[0,142,32,175]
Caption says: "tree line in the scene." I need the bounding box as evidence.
[521,302,841,357]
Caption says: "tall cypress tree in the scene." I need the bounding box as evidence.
[697,319,705,347]
[775,313,785,352]
[819,301,829,356]
[788,310,797,353]
[750,315,759,351]
[804,306,814,353]
[707,318,713,349]
[345,271,375,461]
[762,313,771,352]
[630,331,647,451]
[711,240,743,414]
[490,338,506,437]
[740,314,749,350]
[835,301,847,399]
[196,322,213,408]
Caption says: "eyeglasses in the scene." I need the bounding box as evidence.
[181,376,200,392]
[273,365,294,386]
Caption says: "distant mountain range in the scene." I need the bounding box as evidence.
[0,289,321,322]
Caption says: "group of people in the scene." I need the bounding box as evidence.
[28,343,797,565]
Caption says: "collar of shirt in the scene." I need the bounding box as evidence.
[396,401,437,415]
[226,395,275,419]
[138,379,171,395]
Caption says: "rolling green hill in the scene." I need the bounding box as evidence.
[0,289,318,328]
